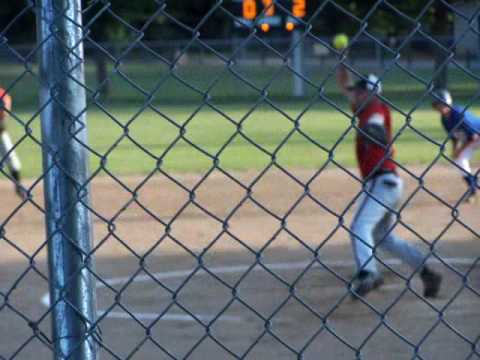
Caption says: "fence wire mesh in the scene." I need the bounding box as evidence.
[0,0,479,359]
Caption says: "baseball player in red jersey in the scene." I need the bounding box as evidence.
[0,88,26,199]
[336,66,442,299]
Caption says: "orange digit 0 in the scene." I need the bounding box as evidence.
[243,0,257,20]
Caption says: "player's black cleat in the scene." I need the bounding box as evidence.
[421,267,442,298]
[15,183,28,200]
[462,176,477,204]
[463,192,477,204]
[351,270,384,300]
[11,170,27,200]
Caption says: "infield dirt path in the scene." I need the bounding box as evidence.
[0,163,478,359]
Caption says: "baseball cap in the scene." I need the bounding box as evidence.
[348,74,382,94]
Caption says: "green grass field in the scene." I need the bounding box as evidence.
[2,61,479,178]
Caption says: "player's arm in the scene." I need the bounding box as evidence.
[362,113,389,146]
[332,34,353,99]
[452,118,478,158]
[336,63,353,97]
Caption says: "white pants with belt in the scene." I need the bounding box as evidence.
[350,173,425,275]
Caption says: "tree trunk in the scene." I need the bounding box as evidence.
[95,51,110,99]
[431,2,451,89]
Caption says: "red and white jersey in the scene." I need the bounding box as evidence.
[353,99,396,179]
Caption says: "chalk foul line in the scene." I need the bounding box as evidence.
[40,256,477,323]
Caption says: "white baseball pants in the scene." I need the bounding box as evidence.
[0,131,22,172]
[350,173,425,275]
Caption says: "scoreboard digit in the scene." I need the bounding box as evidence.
[262,0,275,17]
[286,0,306,31]
[242,0,257,20]
[292,0,306,19]
[234,0,307,32]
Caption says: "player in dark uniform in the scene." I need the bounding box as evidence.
[336,67,442,299]
[432,89,480,203]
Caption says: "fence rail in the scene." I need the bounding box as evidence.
[2,35,480,65]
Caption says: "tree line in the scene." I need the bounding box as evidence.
[1,0,468,89]
[0,1,459,43]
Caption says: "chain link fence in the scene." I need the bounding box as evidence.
[0,0,479,359]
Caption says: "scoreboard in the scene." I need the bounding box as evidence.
[232,0,307,32]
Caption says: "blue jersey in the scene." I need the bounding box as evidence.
[442,105,480,142]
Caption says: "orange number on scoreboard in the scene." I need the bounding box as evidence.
[243,0,257,20]
[293,0,306,18]
[262,0,275,17]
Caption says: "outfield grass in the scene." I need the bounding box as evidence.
[9,103,476,178]
[2,61,479,177]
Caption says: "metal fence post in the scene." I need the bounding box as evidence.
[36,0,98,359]
[292,29,305,97]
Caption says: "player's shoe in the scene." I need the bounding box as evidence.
[15,183,28,200]
[351,270,384,300]
[463,192,477,204]
[420,267,442,298]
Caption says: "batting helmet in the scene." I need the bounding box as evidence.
[431,88,452,106]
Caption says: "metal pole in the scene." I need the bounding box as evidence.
[292,29,305,97]
[37,0,98,359]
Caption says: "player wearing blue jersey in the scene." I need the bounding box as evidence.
[432,89,480,203]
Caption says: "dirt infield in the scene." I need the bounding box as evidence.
[0,163,478,359]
